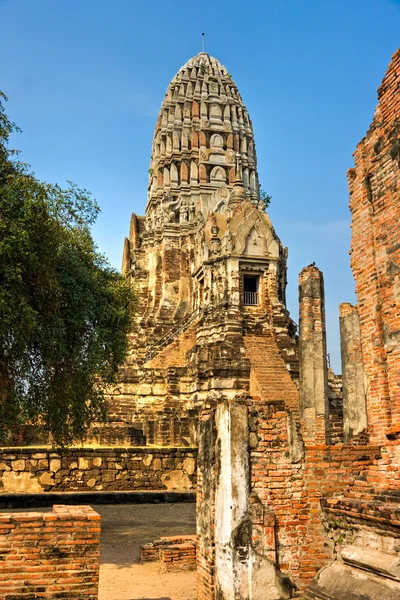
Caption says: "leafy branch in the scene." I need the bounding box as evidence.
[259,186,272,210]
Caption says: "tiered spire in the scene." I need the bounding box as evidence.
[145,52,261,229]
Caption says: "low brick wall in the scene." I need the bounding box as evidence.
[0,504,100,600]
[141,535,197,571]
[160,541,197,572]
[0,447,197,493]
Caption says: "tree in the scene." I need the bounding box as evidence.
[259,187,272,211]
[0,92,136,446]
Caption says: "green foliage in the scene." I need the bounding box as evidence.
[0,92,136,446]
[259,187,272,211]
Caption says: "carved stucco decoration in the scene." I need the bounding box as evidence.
[210,166,226,183]
[210,133,224,148]
[203,211,227,251]
[233,205,279,258]
[213,186,230,213]
[161,194,181,222]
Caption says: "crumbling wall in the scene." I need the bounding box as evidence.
[306,494,400,600]
[303,48,400,600]
[0,505,100,600]
[243,330,378,588]
[347,48,400,443]
[141,535,197,572]
[101,363,198,447]
[0,447,197,493]
[327,369,344,445]
[196,393,379,597]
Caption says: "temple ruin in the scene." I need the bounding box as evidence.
[111,49,400,599]
[0,49,399,600]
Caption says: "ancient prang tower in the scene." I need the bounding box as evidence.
[116,51,294,451]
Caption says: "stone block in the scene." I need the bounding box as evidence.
[153,458,162,471]
[2,471,43,493]
[143,454,153,467]
[183,457,196,475]
[11,459,25,471]
[25,459,38,471]
[161,470,192,490]
[78,457,90,470]
[39,471,55,487]
[50,459,61,472]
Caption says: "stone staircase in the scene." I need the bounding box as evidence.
[244,334,300,419]
[145,305,204,363]
[145,321,198,368]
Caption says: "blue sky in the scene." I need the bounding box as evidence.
[1,0,400,371]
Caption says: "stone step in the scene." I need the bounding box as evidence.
[244,335,300,418]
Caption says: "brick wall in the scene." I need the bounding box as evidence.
[348,48,400,443]
[328,369,344,445]
[196,390,380,597]
[0,447,197,493]
[247,388,378,587]
[0,505,100,600]
[141,535,197,572]
[298,444,380,586]
[345,442,400,499]
[160,541,196,571]
[305,495,400,600]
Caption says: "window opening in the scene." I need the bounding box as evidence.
[243,275,259,306]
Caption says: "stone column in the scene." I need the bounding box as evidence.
[339,303,367,441]
[299,266,329,443]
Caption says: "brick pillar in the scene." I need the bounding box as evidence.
[339,303,367,441]
[197,400,290,600]
[299,266,329,443]
[214,401,250,600]
[196,409,216,600]
[121,237,131,276]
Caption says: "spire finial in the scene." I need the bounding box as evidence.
[235,154,242,183]
[201,32,205,53]
[228,154,246,210]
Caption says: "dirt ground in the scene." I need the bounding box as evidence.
[93,502,197,600]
